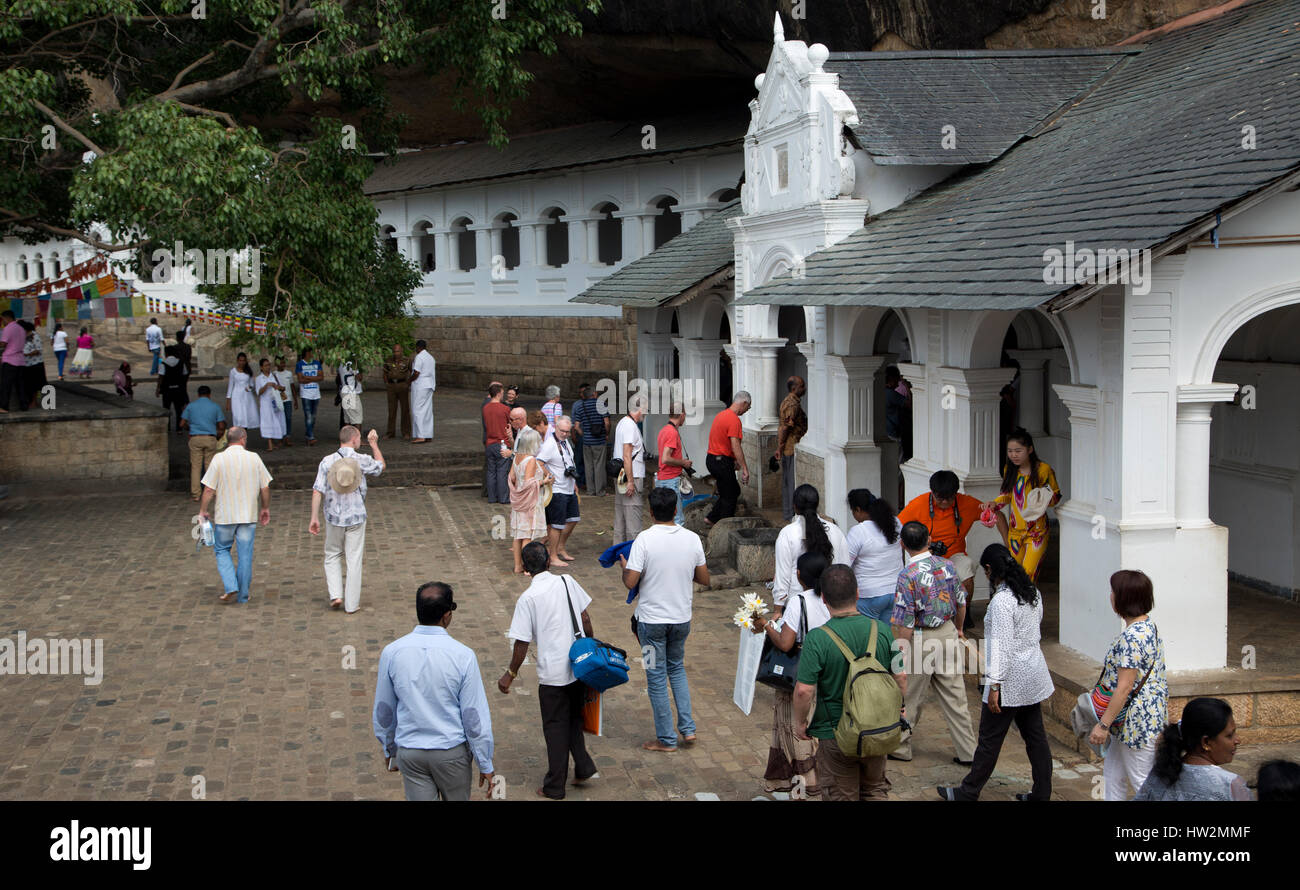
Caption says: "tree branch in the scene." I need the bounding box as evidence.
[0,211,143,252]
[31,99,107,156]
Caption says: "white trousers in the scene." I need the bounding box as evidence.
[324,520,366,613]
[1104,735,1156,800]
[412,387,434,438]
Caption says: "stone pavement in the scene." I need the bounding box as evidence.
[0,485,1290,801]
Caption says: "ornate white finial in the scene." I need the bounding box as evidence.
[774,11,785,42]
[808,44,829,71]
[754,73,766,91]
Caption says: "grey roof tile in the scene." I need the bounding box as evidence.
[364,110,748,196]
[826,49,1130,165]
[741,0,1300,311]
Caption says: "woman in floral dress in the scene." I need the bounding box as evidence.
[1088,569,1168,800]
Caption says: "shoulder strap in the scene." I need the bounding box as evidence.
[797,594,807,640]
[561,576,582,640]
[820,625,854,664]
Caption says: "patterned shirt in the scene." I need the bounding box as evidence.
[891,552,964,629]
[22,331,42,366]
[541,399,563,431]
[571,397,608,444]
[312,446,384,527]
[201,445,273,525]
[1101,618,1167,749]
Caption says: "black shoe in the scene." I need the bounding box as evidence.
[936,786,957,801]
[953,757,973,766]
[1015,793,1039,801]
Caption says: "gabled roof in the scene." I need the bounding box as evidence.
[364,110,748,197]
[826,49,1132,165]
[571,201,741,307]
[740,0,1300,311]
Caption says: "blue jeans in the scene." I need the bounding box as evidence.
[857,593,894,623]
[654,476,685,525]
[282,400,293,437]
[300,397,319,440]
[213,523,256,602]
[637,620,694,746]
[55,351,66,376]
[149,347,161,376]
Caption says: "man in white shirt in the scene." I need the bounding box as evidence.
[410,339,436,443]
[197,426,272,604]
[537,415,581,562]
[612,405,646,542]
[145,318,164,376]
[622,486,710,752]
[499,542,599,799]
[308,425,386,614]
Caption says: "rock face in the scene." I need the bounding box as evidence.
[282,0,1226,147]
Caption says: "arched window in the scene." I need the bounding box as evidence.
[543,208,568,268]
[653,197,681,249]
[51,252,62,276]
[414,221,435,272]
[17,255,28,281]
[34,253,45,280]
[596,202,622,265]
[497,213,520,270]
[451,217,476,271]
[381,226,398,255]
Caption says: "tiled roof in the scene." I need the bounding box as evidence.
[571,201,741,307]
[740,0,1300,310]
[364,110,748,196]
[826,49,1131,165]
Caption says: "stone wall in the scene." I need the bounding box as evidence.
[413,313,637,397]
[0,383,169,492]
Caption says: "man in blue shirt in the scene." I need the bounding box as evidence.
[571,383,609,496]
[179,385,227,502]
[295,347,323,445]
[374,582,495,801]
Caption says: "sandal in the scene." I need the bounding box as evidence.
[219,591,238,603]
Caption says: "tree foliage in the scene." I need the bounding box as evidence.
[0,0,599,366]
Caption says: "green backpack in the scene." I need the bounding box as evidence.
[821,621,905,758]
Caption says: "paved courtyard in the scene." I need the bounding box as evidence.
[0,482,1289,801]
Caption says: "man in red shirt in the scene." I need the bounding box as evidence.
[654,405,692,525]
[897,470,983,602]
[482,383,513,505]
[704,391,752,526]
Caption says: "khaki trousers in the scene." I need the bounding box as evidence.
[895,620,978,761]
[613,476,644,542]
[324,520,366,613]
[188,435,218,498]
[386,383,411,438]
[815,743,890,801]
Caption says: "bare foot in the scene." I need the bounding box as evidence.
[558,553,577,562]
[550,557,570,567]
[513,567,525,574]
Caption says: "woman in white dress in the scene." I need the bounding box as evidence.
[226,352,259,431]
[771,484,850,611]
[254,357,286,450]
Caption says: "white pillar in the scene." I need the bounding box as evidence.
[936,366,1017,500]
[613,211,643,262]
[737,336,785,428]
[897,361,929,503]
[639,332,677,460]
[561,215,587,266]
[1007,348,1055,438]
[674,338,726,463]
[518,223,539,267]
[585,218,600,266]
[824,354,886,530]
[1175,384,1239,528]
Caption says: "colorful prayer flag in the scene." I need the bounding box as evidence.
[82,281,99,301]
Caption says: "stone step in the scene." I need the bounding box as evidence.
[165,464,484,492]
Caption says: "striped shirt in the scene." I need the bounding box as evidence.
[571,397,607,444]
[541,399,563,432]
[201,445,273,525]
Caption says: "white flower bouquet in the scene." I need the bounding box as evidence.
[732,591,770,629]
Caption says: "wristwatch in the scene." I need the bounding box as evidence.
[989,683,1001,694]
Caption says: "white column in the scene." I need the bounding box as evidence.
[674,338,726,462]
[639,332,677,459]
[897,361,929,503]
[432,231,449,272]
[1175,384,1239,528]
[585,219,600,266]
[518,223,539,267]
[824,354,886,529]
[934,366,1016,499]
[489,226,504,267]
[471,226,491,270]
[613,211,643,262]
[1053,384,1103,513]
[561,215,588,266]
[737,336,785,429]
[641,211,658,256]
[1007,348,1055,438]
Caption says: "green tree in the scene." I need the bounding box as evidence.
[0,0,599,366]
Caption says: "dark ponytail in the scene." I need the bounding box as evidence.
[848,488,899,545]
[1151,697,1234,787]
[979,543,1038,606]
[794,484,834,563]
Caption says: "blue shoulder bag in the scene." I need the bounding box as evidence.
[564,576,630,692]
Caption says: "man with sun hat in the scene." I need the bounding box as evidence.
[309,425,386,613]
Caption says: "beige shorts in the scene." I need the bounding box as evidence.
[950,552,975,583]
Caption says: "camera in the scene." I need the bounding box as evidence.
[930,540,949,557]
[564,466,579,479]
[683,466,697,477]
